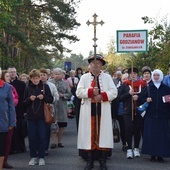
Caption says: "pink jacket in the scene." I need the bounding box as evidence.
[11,85,19,106]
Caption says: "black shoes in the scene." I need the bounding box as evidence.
[157,157,164,163]
[3,162,13,169]
[58,143,64,147]
[51,143,64,148]
[150,156,156,162]
[122,145,127,152]
[150,156,164,163]
[50,143,57,149]
[84,161,94,170]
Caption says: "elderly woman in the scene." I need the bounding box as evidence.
[67,70,79,96]
[141,69,170,163]
[0,68,16,170]
[49,68,72,148]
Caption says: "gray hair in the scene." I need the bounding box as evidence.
[69,70,75,74]
[53,68,63,74]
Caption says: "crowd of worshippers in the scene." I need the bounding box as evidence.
[0,66,84,169]
[1,58,170,170]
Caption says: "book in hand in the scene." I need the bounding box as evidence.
[162,95,170,103]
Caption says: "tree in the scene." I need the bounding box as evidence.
[138,15,170,74]
[104,37,129,74]
[0,0,81,73]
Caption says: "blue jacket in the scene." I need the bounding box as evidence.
[0,81,16,132]
[163,75,170,87]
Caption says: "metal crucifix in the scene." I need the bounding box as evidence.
[86,13,104,145]
[86,13,104,86]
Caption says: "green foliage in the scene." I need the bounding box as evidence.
[0,0,81,72]
[104,37,129,74]
[140,15,170,74]
[63,53,88,70]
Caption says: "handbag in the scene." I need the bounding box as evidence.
[51,122,59,134]
[137,84,150,117]
[43,84,54,124]
[113,119,120,143]
[67,100,75,119]
[137,102,149,117]
[44,102,54,124]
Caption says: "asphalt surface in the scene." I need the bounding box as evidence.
[8,118,170,170]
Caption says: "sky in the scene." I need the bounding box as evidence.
[64,0,170,58]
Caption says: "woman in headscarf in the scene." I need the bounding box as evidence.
[141,69,170,163]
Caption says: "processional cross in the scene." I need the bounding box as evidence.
[86,13,104,86]
[86,13,104,145]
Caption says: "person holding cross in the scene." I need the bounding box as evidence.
[76,54,117,170]
[119,67,146,159]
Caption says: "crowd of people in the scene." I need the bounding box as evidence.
[112,63,170,165]
[1,55,170,170]
[0,65,83,169]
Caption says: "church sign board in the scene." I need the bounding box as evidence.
[116,30,148,53]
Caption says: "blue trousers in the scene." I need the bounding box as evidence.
[27,119,46,158]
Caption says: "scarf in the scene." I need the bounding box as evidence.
[124,78,146,115]
[151,69,163,89]
[0,79,4,87]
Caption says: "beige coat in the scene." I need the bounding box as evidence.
[76,72,117,149]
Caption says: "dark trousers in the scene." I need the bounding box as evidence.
[4,129,14,163]
[0,132,8,156]
[45,123,51,151]
[117,115,126,145]
[10,118,26,153]
[27,119,46,158]
[123,114,143,149]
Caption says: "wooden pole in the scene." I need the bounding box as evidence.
[87,13,104,145]
[131,52,134,121]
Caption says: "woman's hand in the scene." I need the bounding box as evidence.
[147,97,152,103]
[37,94,44,100]
[59,93,64,97]
[30,95,36,101]
[133,95,138,101]
[9,126,14,130]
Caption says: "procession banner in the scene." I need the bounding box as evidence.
[64,61,72,71]
[116,30,148,53]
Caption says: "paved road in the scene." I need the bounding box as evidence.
[8,118,170,170]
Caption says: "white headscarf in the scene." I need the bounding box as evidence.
[151,69,163,89]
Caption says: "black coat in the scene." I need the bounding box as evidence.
[142,81,170,119]
[119,79,146,115]
[10,79,26,119]
[23,80,53,120]
[142,82,170,157]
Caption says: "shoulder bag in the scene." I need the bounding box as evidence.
[43,84,54,124]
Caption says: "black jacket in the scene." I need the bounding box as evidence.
[119,79,146,115]
[10,78,26,119]
[23,80,53,120]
